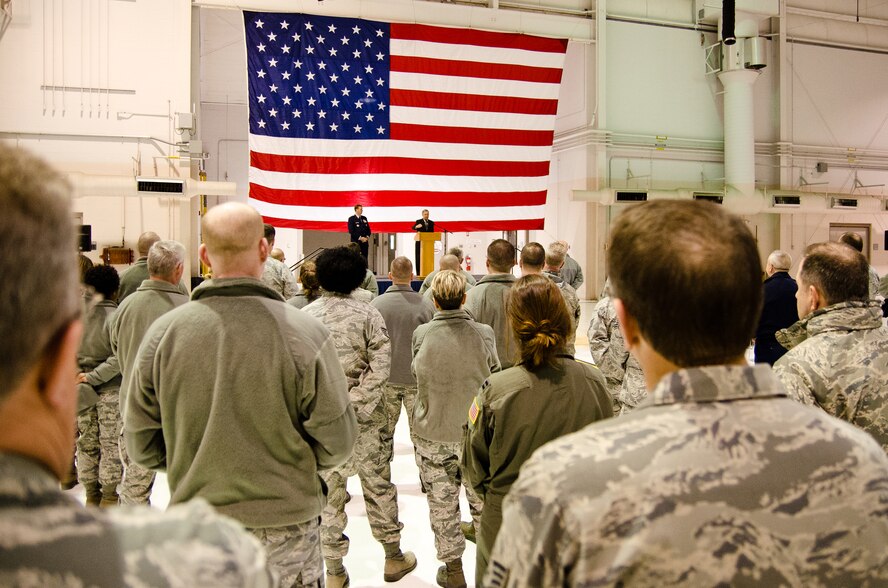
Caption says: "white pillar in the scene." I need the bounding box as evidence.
[717,68,760,198]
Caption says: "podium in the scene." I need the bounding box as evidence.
[418,232,441,277]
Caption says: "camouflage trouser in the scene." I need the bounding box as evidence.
[381,384,421,469]
[117,430,156,505]
[414,436,483,563]
[75,390,123,494]
[320,401,403,559]
[249,518,323,588]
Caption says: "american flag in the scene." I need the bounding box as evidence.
[244,11,568,232]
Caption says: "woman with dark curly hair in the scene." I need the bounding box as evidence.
[461,274,613,585]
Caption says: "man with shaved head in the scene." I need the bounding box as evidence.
[423,254,472,301]
[371,257,433,487]
[520,242,581,356]
[126,202,357,585]
[419,247,476,295]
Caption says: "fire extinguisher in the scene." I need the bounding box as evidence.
[465,255,472,272]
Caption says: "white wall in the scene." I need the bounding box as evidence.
[0,0,195,280]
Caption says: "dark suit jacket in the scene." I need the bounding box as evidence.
[754,271,799,365]
[413,218,435,233]
[348,215,371,242]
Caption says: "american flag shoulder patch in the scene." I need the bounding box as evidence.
[468,397,481,425]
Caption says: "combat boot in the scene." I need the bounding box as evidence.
[84,482,101,506]
[325,571,349,588]
[383,550,417,582]
[99,491,119,508]
[436,559,467,588]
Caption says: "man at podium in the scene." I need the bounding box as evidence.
[412,209,435,273]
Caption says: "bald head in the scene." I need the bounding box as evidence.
[439,254,461,272]
[137,231,161,257]
[390,256,413,283]
[200,202,267,278]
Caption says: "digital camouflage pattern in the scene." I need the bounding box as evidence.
[414,437,482,563]
[76,391,122,498]
[302,294,403,557]
[249,518,323,587]
[261,256,298,299]
[543,270,581,356]
[117,432,155,505]
[587,296,646,415]
[869,266,881,301]
[381,384,420,469]
[0,454,274,587]
[485,364,888,587]
[774,300,888,451]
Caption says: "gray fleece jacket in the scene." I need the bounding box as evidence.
[125,277,356,528]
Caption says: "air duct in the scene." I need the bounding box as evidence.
[67,173,236,199]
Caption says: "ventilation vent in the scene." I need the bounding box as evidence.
[693,192,724,204]
[772,195,801,208]
[137,177,185,194]
[614,191,648,203]
[831,197,858,209]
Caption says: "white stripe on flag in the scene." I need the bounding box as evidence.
[390,39,565,69]
[389,106,556,130]
[390,71,560,100]
[249,200,546,222]
[249,168,550,192]
[248,134,554,161]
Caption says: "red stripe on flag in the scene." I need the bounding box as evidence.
[391,23,568,54]
[390,123,554,146]
[390,89,558,115]
[249,183,548,207]
[250,152,551,177]
[390,55,563,84]
[262,216,546,232]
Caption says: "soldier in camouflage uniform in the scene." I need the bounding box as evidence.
[0,145,275,586]
[110,240,190,506]
[486,200,888,587]
[542,246,582,355]
[304,246,418,587]
[261,224,299,299]
[587,280,646,415]
[412,270,500,587]
[76,265,123,507]
[370,257,434,472]
[774,241,888,451]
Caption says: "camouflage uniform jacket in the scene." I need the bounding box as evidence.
[360,268,379,298]
[560,254,584,290]
[0,453,274,587]
[110,279,189,412]
[411,308,500,443]
[542,270,581,356]
[869,265,882,301]
[464,273,518,369]
[587,296,646,414]
[78,297,122,393]
[126,278,356,528]
[303,292,391,422]
[774,300,888,451]
[486,364,888,587]
[261,256,298,299]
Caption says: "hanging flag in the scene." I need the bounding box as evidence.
[244,11,567,232]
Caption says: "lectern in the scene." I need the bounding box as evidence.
[418,232,441,277]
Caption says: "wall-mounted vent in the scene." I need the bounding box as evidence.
[693,192,724,204]
[614,191,648,203]
[137,177,185,194]
[773,195,801,208]
[831,197,858,209]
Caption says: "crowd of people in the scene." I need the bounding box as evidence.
[1,143,887,587]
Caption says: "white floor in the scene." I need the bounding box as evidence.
[67,301,602,587]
